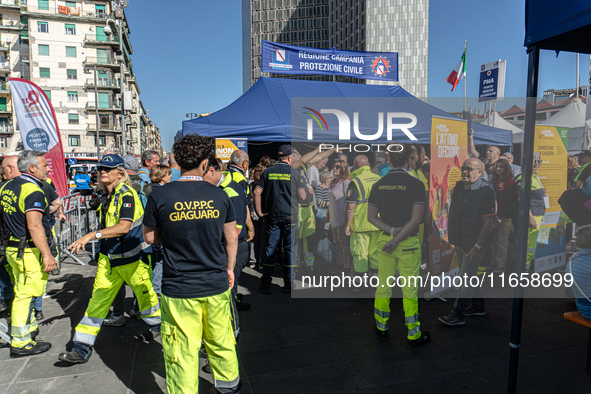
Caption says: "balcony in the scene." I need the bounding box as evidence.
[87,124,121,133]
[20,53,28,63]
[83,56,119,69]
[0,20,23,31]
[23,4,110,19]
[86,102,121,112]
[0,42,9,51]
[84,34,119,46]
[0,124,13,134]
[0,61,10,73]
[85,78,120,90]
[0,0,22,10]
[0,106,12,115]
[0,82,10,93]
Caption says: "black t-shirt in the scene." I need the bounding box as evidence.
[257,162,303,220]
[368,169,426,236]
[143,181,236,299]
[0,175,51,239]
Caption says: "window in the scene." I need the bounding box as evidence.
[43,90,51,101]
[39,68,50,78]
[95,136,106,146]
[65,1,76,7]
[66,69,77,80]
[65,24,76,35]
[38,0,49,11]
[67,91,78,102]
[99,114,109,128]
[65,46,76,57]
[37,22,48,33]
[68,113,79,124]
[95,4,106,17]
[38,44,49,56]
[0,137,6,148]
[68,135,80,146]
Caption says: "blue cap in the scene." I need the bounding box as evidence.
[99,154,125,168]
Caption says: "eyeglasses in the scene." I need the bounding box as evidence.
[98,166,117,173]
[533,160,541,163]
[334,166,342,170]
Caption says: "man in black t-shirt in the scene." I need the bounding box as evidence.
[254,145,306,294]
[143,135,241,394]
[368,143,430,348]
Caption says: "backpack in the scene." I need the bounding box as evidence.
[130,178,151,208]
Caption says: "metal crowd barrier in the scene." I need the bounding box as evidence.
[57,193,98,265]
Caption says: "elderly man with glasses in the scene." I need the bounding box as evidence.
[439,157,496,327]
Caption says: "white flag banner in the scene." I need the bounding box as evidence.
[9,77,68,196]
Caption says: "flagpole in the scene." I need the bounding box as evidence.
[464,40,467,111]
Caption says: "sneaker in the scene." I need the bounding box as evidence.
[236,301,251,311]
[329,265,343,274]
[58,350,87,364]
[103,314,126,327]
[202,358,213,374]
[51,267,61,276]
[10,341,52,358]
[464,305,486,317]
[129,308,141,320]
[140,329,160,341]
[407,331,431,349]
[438,313,465,326]
[284,281,295,294]
[35,311,44,321]
[375,326,388,341]
[259,283,271,295]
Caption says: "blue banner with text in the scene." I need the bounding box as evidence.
[261,40,398,82]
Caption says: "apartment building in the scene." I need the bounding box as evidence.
[242,0,429,98]
[0,0,161,157]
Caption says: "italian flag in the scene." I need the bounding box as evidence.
[446,49,466,91]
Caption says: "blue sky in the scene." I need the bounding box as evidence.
[126,0,588,151]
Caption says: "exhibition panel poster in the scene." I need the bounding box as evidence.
[428,116,469,297]
[533,125,568,273]
[215,138,248,163]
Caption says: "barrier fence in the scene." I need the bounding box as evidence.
[58,193,98,265]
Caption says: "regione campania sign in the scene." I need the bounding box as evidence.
[261,40,398,82]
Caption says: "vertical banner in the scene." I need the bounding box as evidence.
[428,116,469,297]
[9,78,68,196]
[215,138,248,163]
[533,125,568,273]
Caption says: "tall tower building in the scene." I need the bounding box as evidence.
[242,0,429,98]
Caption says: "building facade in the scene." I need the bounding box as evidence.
[242,0,429,97]
[0,0,161,158]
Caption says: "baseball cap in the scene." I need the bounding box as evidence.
[575,150,591,157]
[278,144,292,156]
[98,154,125,168]
[123,155,139,171]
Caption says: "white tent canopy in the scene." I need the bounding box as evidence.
[540,99,588,152]
[477,112,524,144]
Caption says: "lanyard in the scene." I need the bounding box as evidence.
[179,176,203,181]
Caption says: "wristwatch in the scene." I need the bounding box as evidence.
[95,232,102,239]
[474,243,482,250]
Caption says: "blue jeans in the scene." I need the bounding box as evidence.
[452,246,487,317]
[262,218,296,285]
[0,262,14,300]
[152,260,162,294]
[33,296,43,311]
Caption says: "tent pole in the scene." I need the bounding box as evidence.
[507,45,539,394]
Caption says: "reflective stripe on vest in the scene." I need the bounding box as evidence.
[350,167,379,232]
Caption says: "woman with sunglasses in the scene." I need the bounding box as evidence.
[58,154,161,364]
[329,159,353,274]
[515,152,546,268]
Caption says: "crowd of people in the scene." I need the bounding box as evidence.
[1,135,591,392]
